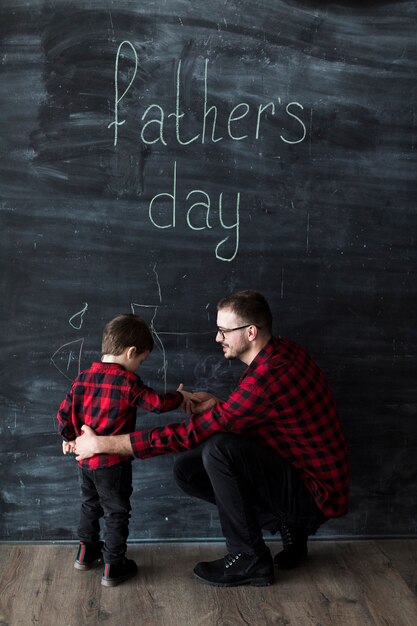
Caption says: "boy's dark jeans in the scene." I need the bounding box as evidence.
[173,433,327,555]
[78,461,132,564]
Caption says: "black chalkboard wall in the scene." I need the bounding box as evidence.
[1,0,416,541]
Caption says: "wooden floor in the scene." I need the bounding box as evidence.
[0,540,416,626]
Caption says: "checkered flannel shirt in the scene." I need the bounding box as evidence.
[130,337,349,518]
[57,362,182,470]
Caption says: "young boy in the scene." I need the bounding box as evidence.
[57,314,196,587]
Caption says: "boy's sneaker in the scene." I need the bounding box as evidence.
[74,541,103,571]
[101,557,138,587]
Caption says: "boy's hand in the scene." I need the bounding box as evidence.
[177,384,203,414]
[176,385,220,414]
[62,440,76,455]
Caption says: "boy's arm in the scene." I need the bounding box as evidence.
[57,389,77,441]
[130,374,202,414]
[131,379,182,413]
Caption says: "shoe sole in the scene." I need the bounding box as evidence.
[74,558,102,571]
[101,572,137,587]
[193,572,273,587]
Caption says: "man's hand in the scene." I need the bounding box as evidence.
[75,425,99,461]
[190,391,221,414]
[177,384,204,413]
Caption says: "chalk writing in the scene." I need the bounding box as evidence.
[109,50,307,148]
[148,161,240,262]
[131,301,168,391]
[108,40,138,147]
[68,302,88,329]
[107,43,308,262]
[131,263,168,390]
[51,338,85,381]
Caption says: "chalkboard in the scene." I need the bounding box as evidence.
[1,0,416,542]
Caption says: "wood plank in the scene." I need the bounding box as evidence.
[0,541,416,626]
[314,541,417,626]
[374,539,417,596]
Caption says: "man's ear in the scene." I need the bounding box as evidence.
[126,346,137,360]
[247,325,258,342]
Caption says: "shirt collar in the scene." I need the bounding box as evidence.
[91,361,127,371]
[240,336,279,381]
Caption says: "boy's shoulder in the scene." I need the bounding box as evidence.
[75,362,140,384]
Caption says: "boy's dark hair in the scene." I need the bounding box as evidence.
[217,290,273,333]
[101,314,154,356]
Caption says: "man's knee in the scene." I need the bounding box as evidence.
[201,433,240,470]
[172,448,205,490]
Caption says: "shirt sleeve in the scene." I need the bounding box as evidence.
[129,378,183,414]
[129,380,269,459]
[56,388,76,441]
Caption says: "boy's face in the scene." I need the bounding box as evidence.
[127,349,150,373]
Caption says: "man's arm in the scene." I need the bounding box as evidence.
[75,382,267,462]
[74,388,218,461]
[130,380,271,459]
[75,425,133,460]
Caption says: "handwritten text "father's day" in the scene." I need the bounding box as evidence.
[108,41,308,261]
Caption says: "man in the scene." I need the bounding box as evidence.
[75,291,349,587]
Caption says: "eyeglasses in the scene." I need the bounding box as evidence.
[216,324,259,340]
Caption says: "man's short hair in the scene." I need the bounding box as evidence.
[217,290,273,333]
[101,314,154,356]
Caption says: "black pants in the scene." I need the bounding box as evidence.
[173,434,327,555]
[78,462,132,563]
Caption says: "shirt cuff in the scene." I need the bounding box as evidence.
[130,431,152,459]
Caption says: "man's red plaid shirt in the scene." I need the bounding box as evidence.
[57,362,182,470]
[130,338,349,518]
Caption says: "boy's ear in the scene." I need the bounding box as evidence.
[126,346,137,360]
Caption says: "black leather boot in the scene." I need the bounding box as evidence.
[274,523,309,569]
[193,547,274,587]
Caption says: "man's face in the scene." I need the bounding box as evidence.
[216,308,251,361]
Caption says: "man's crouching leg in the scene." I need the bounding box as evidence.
[191,433,274,587]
